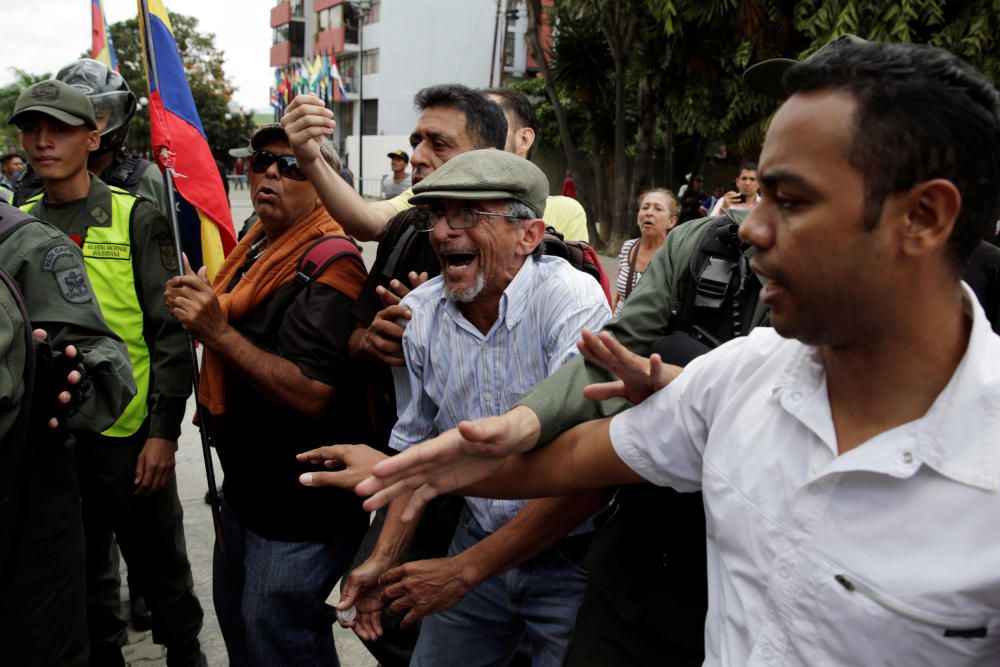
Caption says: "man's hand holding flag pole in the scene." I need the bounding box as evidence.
[137,0,237,550]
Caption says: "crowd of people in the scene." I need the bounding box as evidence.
[2,33,1000,667]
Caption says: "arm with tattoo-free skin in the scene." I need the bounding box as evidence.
[379,491,605,628]
[355,328,680,514]
[361,417,642,521]
[132,202,193,496]
[335,491,423,641]
[165,257,334,418]
[281,94,398,241]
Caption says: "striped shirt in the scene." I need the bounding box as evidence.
[390,255,611,534]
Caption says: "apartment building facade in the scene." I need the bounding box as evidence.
[269,0,552,195]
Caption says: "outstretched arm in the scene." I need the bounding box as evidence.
[360,416,644,521]
[282,94,399,241]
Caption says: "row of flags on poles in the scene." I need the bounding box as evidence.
[271,51,350,114]
[90,0,236,279]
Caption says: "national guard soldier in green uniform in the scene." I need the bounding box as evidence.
[10,79,206,667]
[0,200,135,666]
[15,59,169,218]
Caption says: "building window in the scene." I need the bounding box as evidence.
[339,55,357,92]
[504,30,516,68]
[362,49,379,75]
[317,6,343,31]
[291,0,304,19]
[362,99,378,135]
[367,0,381,23]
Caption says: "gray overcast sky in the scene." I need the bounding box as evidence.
[1,0,274,111]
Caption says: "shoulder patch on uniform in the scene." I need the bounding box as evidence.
[42,244,92,304]
[90,206,111,225]
[42,244,75,271]
[153,231,178,272]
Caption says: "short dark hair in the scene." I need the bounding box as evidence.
[739,162,758,174]
[484,88,538,158]
[784,41,1000,270]
[484,88,537,133]
[414,84,508,151]
[0,152,22,165]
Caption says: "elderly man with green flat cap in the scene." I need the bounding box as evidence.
[311,149,611,666]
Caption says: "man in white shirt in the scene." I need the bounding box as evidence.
[358,40,1000,666]
[708,162,759,216]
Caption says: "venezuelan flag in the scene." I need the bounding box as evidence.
[137,0,236,280]
[91,0,119,70]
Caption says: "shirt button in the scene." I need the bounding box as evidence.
[762,646,775,660]
[779,566,790,579]
[902,451,914,464]
[791,391,802,401]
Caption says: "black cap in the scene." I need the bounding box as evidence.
[744,35,869,99]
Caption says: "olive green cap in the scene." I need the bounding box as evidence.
[410,149,548,218]
[9,80,98,129]
[744,34,869,99]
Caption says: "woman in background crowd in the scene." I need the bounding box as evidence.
[614,188,679,314]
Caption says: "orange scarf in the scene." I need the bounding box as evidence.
[199,204,349,415]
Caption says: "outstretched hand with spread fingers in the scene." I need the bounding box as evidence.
[577,328,682,404]
[297,444,388,490]
[356,410,540,519]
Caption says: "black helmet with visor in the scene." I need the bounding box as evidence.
[55,58,137,155]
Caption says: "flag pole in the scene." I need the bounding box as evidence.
[140,0,224,551]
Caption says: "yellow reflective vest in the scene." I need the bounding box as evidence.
[22,187,150,437]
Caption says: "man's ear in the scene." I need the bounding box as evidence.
[516,127,536,157]
[897,178,961,260]
[86,129,101,153]
[517,218,546,256]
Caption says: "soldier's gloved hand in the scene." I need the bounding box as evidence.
[32,329,90,430]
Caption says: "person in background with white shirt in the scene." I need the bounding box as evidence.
[358,40,1000,666]
[709,162,759,216]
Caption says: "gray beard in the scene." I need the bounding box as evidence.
[443,270,486,303]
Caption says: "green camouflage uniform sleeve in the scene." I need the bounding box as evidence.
[4,221,135,433]
[0,279,27,441]
[517,216,718,444]
[130,200,192,441]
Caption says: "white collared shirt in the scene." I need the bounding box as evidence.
[392,254,611,533]
[611,284,1000,666]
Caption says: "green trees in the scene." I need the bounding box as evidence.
[0,70,51,149]
[111,11,254,159]
[525,0,1000,252]
[0,12,252,161]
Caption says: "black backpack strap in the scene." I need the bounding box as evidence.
[104,153,151,193]
[673,217,757,347]
[0,204,37,244]
[294,235,364,289]
[382,223,419,281]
